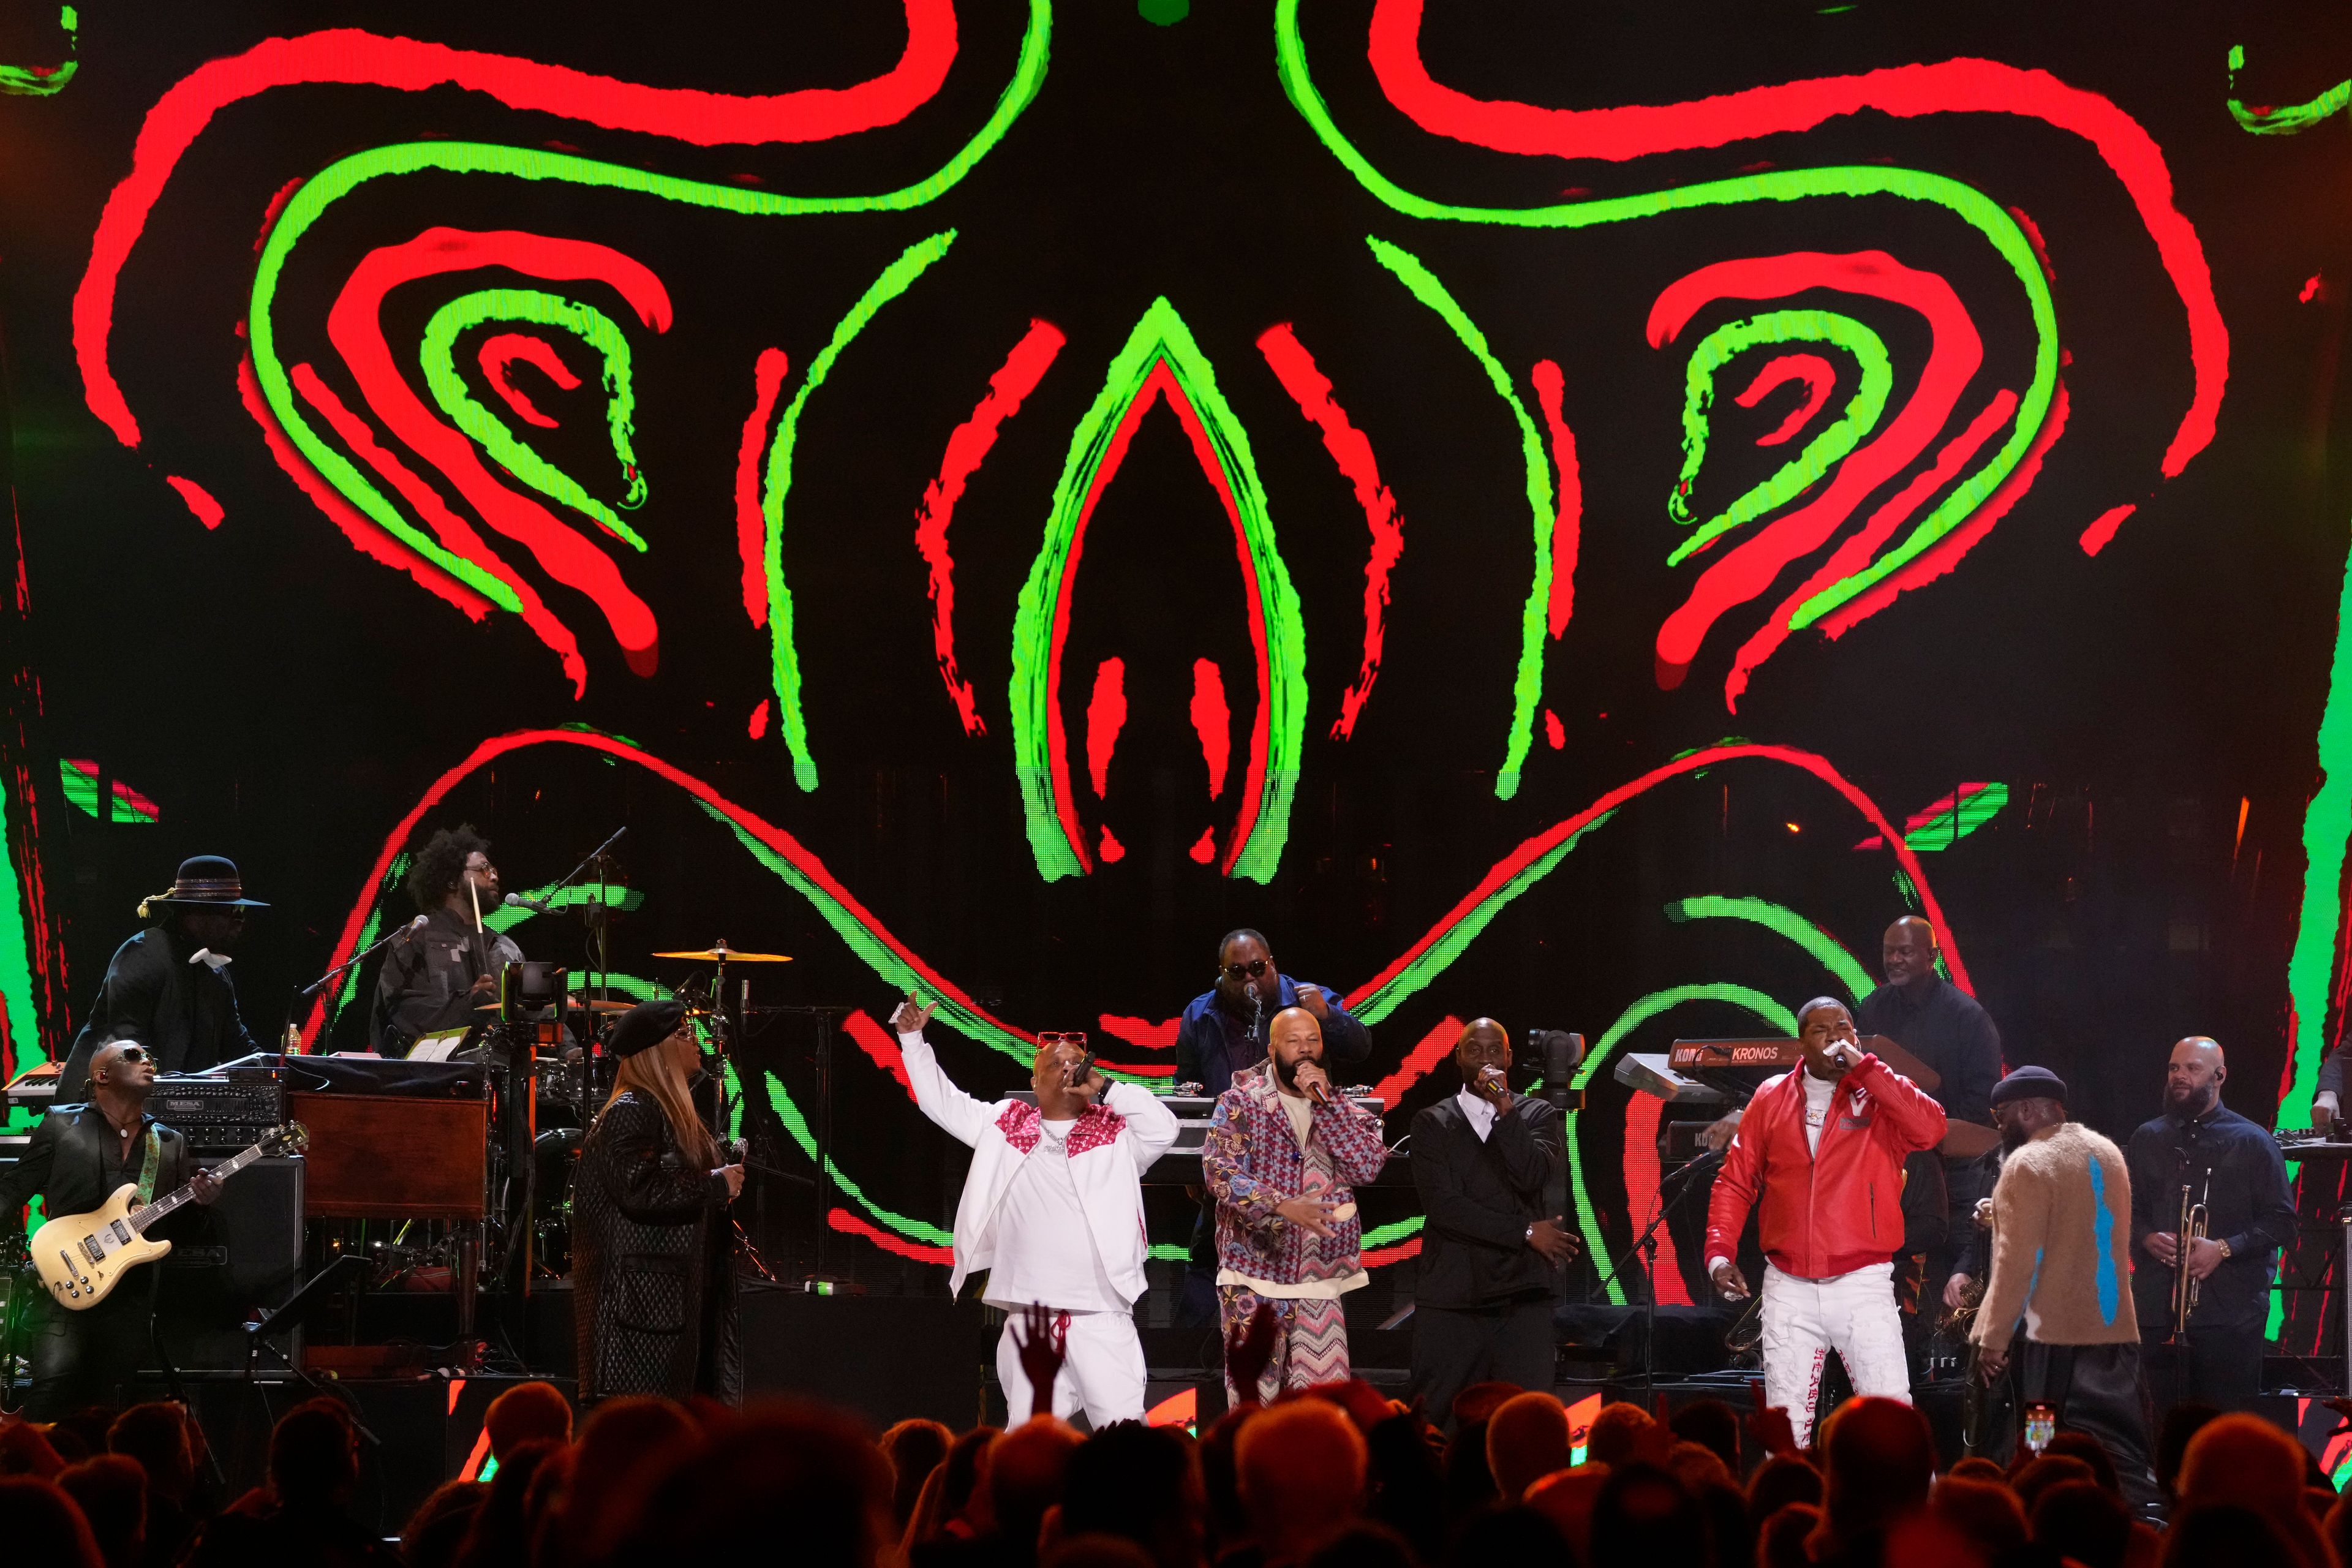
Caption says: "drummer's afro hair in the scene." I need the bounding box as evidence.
[405,825,491,913]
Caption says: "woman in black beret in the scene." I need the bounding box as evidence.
[572,998,745,1405]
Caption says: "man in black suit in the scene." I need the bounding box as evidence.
[1408,1019,1577,1429]
[0,1039,218,1417]
[59,855,264,1099]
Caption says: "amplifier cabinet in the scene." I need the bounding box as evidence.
[151,1076,290,1154]
[157,1153,305,1371]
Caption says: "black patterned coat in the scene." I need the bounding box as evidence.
[572,1089,740,1404]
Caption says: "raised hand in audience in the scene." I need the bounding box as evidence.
[1011,1304,1068,1422]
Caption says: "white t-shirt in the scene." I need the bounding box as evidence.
[982,1118,1128,1314]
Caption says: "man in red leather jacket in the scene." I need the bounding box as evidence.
[1705,997,1947,1445]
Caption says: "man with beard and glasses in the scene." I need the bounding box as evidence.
[1705,998,1946,1447]
[1204,1005,1389,1402]
[1969,1066,2158,1506]
[2127,1036,2295,1417]
[1174,928,1372,1325]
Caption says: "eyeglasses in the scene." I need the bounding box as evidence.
[110,1046,150,1064]
[1036,1031,1088,1050]
[1220,959,1270,982]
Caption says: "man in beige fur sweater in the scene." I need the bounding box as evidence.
[1970,1065,2157,1507]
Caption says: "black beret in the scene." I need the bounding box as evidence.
[1989,1065,2068,1109]
[610,998,687,1058]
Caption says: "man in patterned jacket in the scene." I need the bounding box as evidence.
[1204,1005,1390,1402]
[894,992,1180,1426]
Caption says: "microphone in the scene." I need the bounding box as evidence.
[408,914,429,930]
[1307,1078,1333,1107]
[503,892,554,914]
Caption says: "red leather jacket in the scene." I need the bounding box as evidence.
[1703,1055,1947,1281]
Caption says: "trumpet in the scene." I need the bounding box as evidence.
[2173,1174,2210,1340]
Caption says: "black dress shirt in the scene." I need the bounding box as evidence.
[2127,1101,2296,1332]
[1409,1093,1567,1310]
[1855,973,2003,1126]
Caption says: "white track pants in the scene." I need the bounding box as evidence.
[1760,1261,1910,1448]
[995,1309,1147,1428]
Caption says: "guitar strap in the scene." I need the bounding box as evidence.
[134,1125,162,1207]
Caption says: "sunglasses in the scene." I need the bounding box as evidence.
[1220,959,1271,982]
[108,1045,151,1065]
[1036,1031,1088,1050]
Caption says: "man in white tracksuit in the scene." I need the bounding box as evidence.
[1704,997,1947,1446]
[894,992,1180,1425]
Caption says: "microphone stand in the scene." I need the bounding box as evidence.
[1589,1147,1724,1410]
[282,917,419,1049]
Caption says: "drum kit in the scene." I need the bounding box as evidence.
[484,939,796,1284]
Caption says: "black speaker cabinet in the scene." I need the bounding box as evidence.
[156,1154,305,1370]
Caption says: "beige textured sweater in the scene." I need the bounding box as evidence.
[1972,1121,2139,1355]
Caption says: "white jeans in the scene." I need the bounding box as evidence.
[995,1308,1147,1428]
[1760,1261,1910,1447]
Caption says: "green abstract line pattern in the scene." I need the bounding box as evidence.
[1668,312,1892,567]
[1907,780,2008,850]
[2282,516,2352,1139]
[1351,813,1616,1026]
[243,0,1049,627]
[2227,45,2351,135]
[420,290,650,551]
[0,770,42,1126]
[483,878,641,933]
[0,5,76,96]
[329,851,410,1030]
[1567,984,1796,1305]
[706,805,1145,1085]
[1275,0,2059,635]
[1664,895,1874,1000]
[1363,236,1551,802]
[1011,296,1306,881]
[764,230,958,792]
[764,1069,952,1245]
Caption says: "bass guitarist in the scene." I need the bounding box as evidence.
[1,1039,219,1417]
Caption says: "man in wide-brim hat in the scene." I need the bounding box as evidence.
[58,855,263,1098]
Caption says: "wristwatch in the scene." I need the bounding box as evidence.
[1524,1223,1536,1243]
[2214,1238,2233,1261]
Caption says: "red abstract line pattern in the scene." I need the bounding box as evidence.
[1344,741,1976,1008]
[1647,251,1981,706]
[1817,379,2071,636]
[478,333,576,429]
[734,348,793,628]
[1086,658,1126,798]
[830,1208,952,1265]
[74,0,956,447]
[845,1010,914,1093]
[917,320,1064,734]
[1362,0,2226,478]
[1040,361,1273,880]
[1528,360,1583,639]
[1740,354,1838,448]
[162,476,225,530]
[1373,1016,1464,1109]
[2078,503,2135,557]
[300,725,1038,1050]
[1190,659,1230,800]
[323,228,671,679]
[1255,324,1403,738]
[1097,1015,1180,1052]
[1621,1093,1692,1305]
[236,353,492,618]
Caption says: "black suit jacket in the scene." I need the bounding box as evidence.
[0,1104,200,1231]
[62,925,256,1097]
[1410,1093,1567,1310]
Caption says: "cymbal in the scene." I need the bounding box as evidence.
[649,944,793,963]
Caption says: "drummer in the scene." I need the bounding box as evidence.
[371,826,526,1057]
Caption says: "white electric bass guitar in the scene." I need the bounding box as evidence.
[31,1121,307,1310]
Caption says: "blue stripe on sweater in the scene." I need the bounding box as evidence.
[2087,1154,2121,1323]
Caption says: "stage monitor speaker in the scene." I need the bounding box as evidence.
[741,1285,989,1430]
[157,1153,304,1371]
